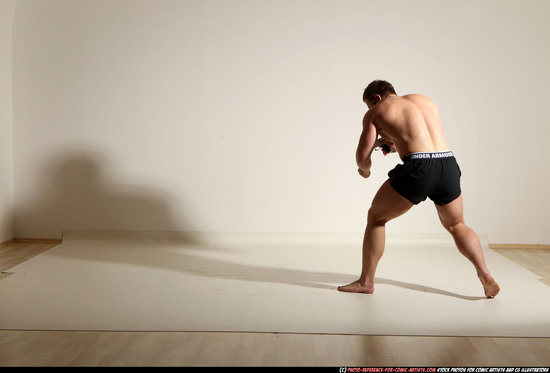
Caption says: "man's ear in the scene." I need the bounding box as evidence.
[373,94,382,103]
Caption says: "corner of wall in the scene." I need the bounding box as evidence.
[0,0,19,243]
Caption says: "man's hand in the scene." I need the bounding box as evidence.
[375,138,396,156]
[358,168,371,178]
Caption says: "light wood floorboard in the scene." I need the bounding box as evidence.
[1,241,549,367]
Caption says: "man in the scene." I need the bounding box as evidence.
[338,80,500,298]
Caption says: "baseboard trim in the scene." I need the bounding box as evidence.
[489,243,550,250]
[13,238,63,244]
[4,236,549,250]
[0,239,16,248]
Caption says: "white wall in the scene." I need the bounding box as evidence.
[0,0,18,243]
[11,0,550,243]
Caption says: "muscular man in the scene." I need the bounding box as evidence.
[338,80,500,298]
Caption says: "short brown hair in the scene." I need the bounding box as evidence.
[363,80,396,102]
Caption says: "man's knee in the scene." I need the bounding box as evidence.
[442,220,465,235]
[367,208,388,226]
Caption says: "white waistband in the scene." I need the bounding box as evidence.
[405,151,454,160]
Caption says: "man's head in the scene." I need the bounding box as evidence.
[363,80,396,108]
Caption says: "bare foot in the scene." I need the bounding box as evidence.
[479,274,500,298]
[338,280,374,294]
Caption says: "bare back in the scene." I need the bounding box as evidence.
[369,94,450,159]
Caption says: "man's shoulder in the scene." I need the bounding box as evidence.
[402,93,429,100]
[402,94,433,104]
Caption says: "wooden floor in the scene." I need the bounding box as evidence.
[1,241,549,367]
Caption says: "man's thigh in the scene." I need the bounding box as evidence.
[369,180,414,223]
[435,194,465,229]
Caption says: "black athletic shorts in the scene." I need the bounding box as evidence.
[388,151,462,206]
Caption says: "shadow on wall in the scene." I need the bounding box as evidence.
[15,149,200,241]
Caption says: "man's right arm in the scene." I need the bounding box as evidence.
[356,113,378,178]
